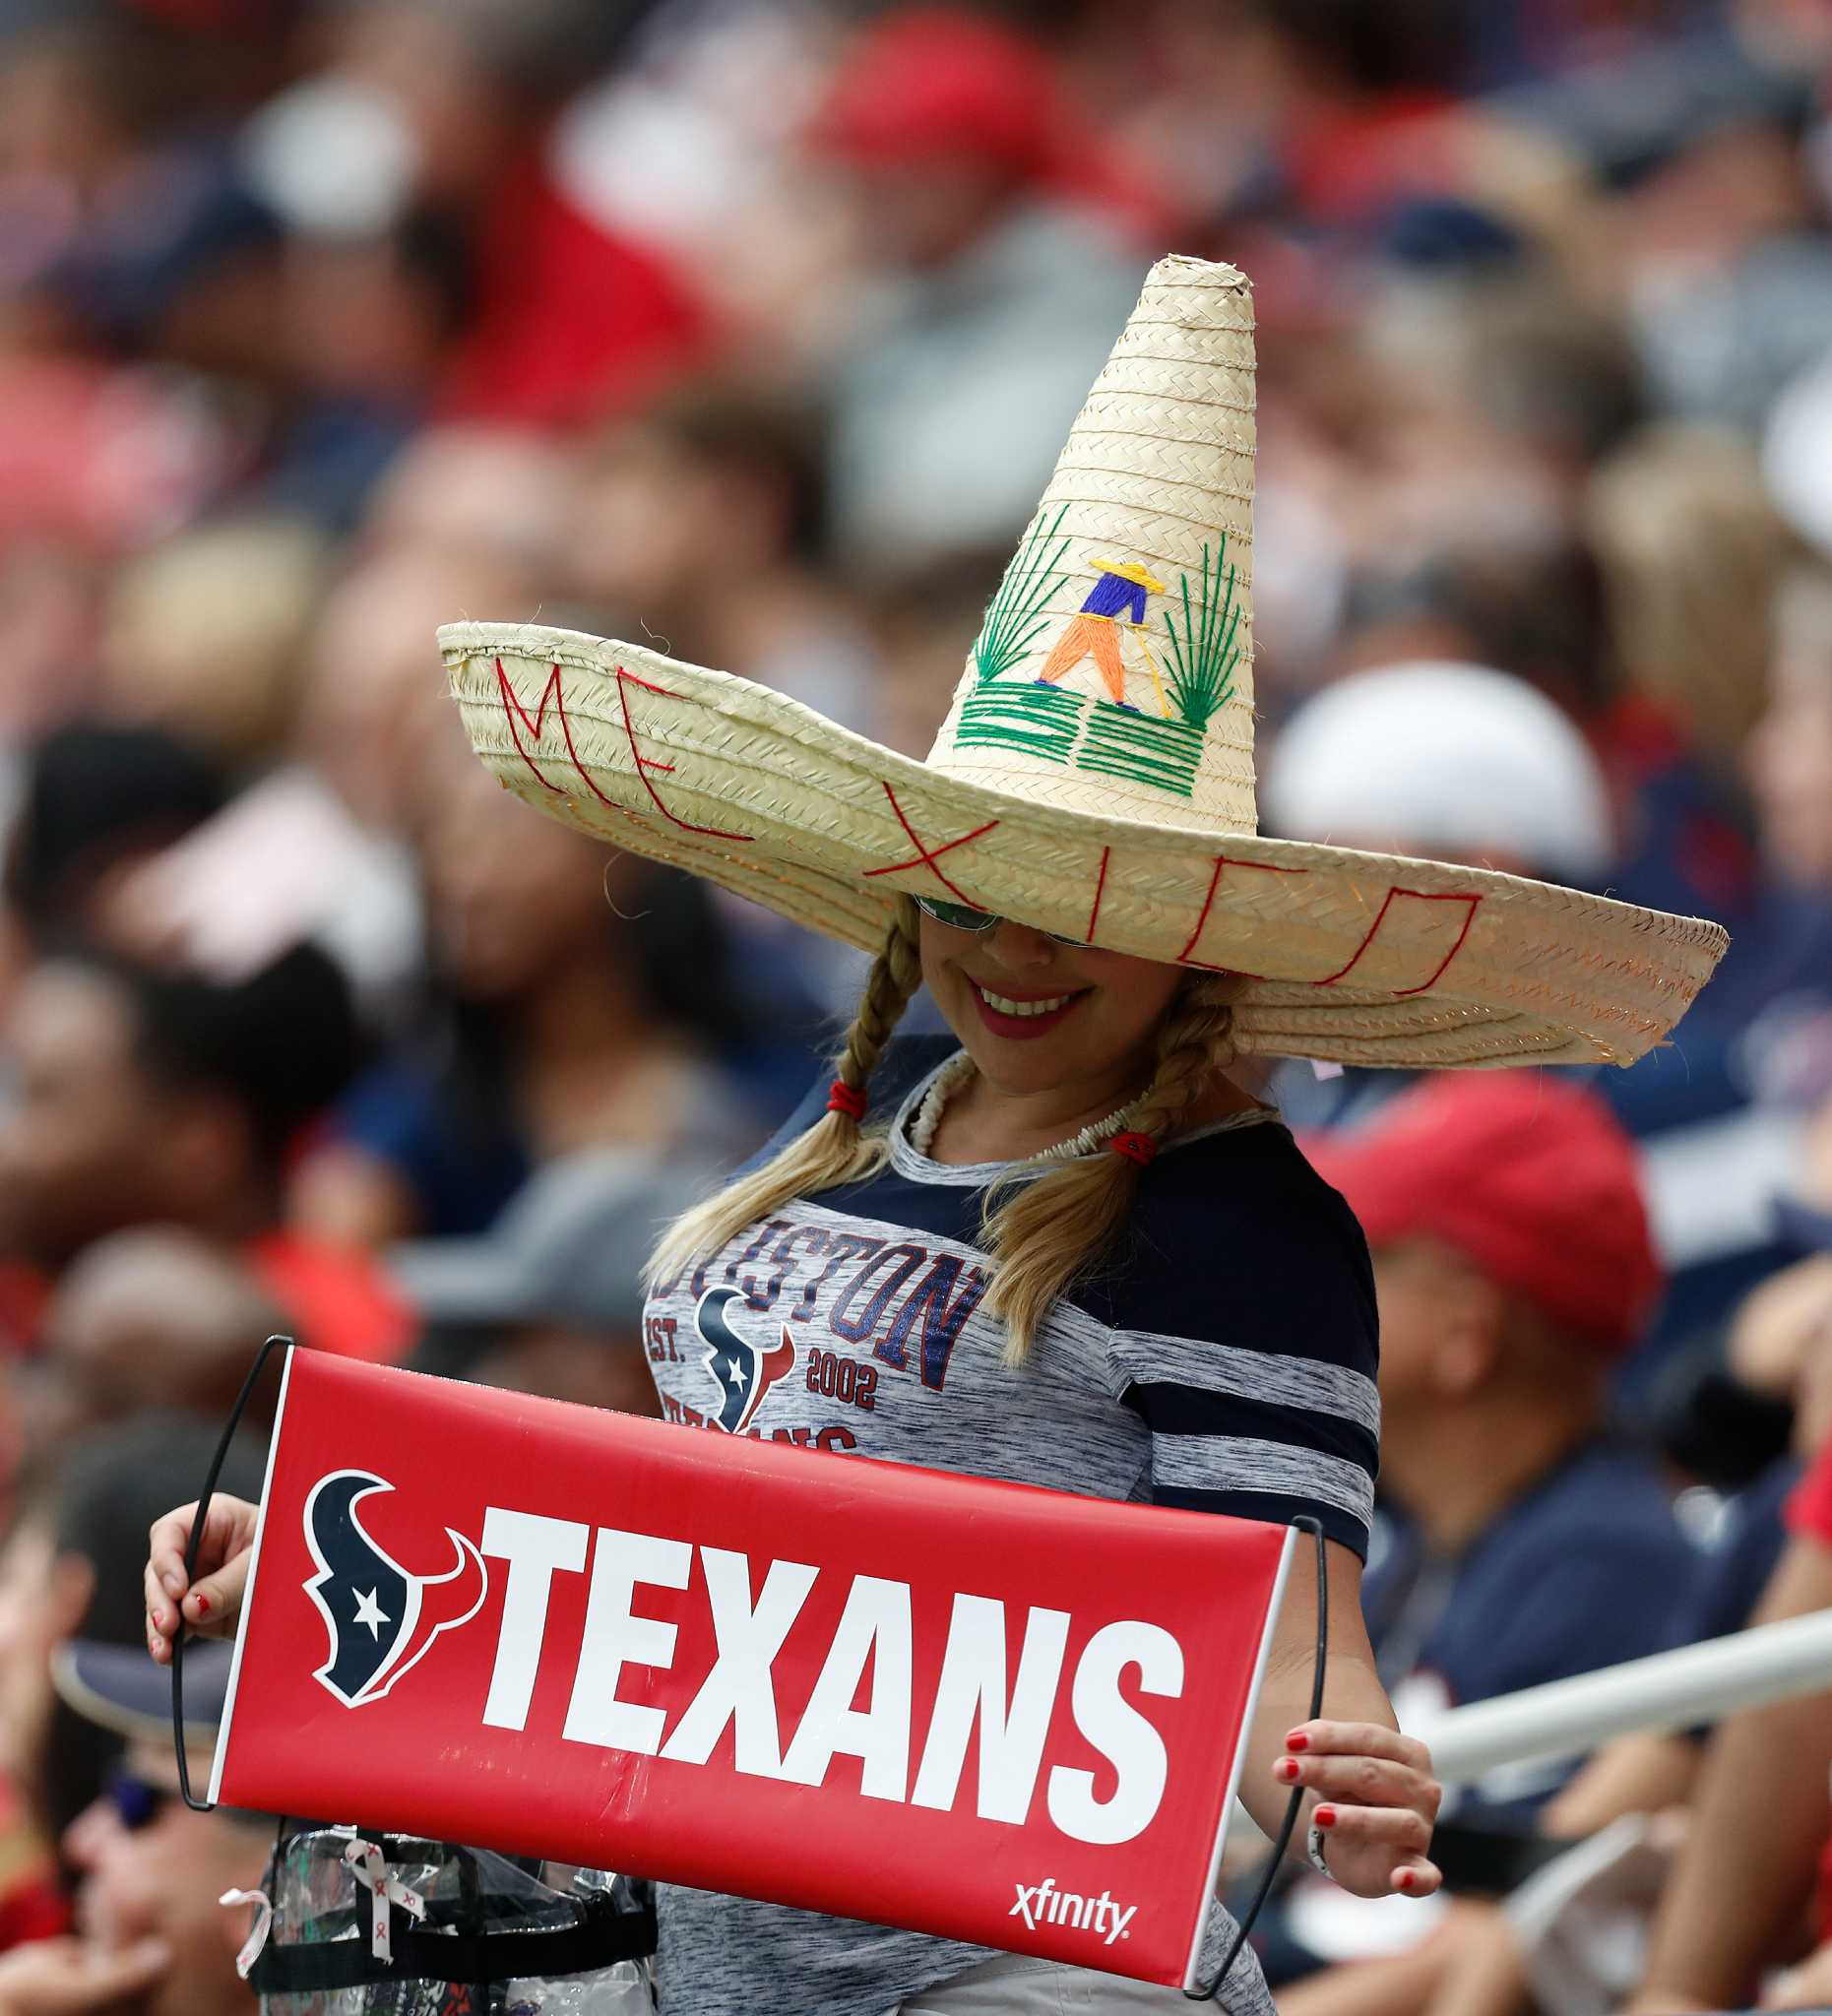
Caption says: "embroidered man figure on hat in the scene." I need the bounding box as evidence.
[1035,559,1169,713]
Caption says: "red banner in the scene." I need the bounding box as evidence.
[211,1349,1293,1989]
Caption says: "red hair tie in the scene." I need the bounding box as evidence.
[827,1080,868,1122]
[1108,1131,1157,1167]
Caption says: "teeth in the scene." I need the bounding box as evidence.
[979,987,1073,1018]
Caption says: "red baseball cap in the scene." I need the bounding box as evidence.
[1302,1074,1663,1355]
[806,9,1060,183]
[803,6,1176,239]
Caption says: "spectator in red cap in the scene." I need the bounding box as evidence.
[1314,1069,1666,1359]
[1264,1074,1698,1987]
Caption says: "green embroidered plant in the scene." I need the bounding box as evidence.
[972,503,1069,684]
[1161,536,1242,731]
[957,681,1080,764]
[1078,708,1203,798]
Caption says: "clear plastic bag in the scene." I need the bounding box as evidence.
[256,1826,654,2015]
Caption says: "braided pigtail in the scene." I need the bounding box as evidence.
[644,897,922,1290]
[981,976,1239,1367]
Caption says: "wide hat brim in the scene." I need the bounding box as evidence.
[441,621,1727,1071]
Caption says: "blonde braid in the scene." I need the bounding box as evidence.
[982,977,1239,1366]
[832,896,923,1112]
[1122,977,1239,1146]
[644,898,922,1290]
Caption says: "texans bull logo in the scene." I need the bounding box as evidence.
[303,1472,487,1708]
[696,1286,796,1434]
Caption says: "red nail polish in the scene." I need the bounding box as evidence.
[1397,1869,1414,1891]
[1286,1732,1309,1751]
[1275,1758,1299,1782]
[193,1595,210,1617]
[1315,1805,1337,1828]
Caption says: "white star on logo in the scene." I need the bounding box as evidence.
[352,1588,390,1639]
[727,1358,749,1391]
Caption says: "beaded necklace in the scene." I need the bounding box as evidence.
[904,1051,1146,1164]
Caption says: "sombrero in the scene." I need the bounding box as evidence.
[439,255,1727,1070]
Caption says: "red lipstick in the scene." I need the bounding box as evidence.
[967,979,1088,1041]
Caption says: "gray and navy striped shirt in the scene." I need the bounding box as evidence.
[637,1037,1378,2016]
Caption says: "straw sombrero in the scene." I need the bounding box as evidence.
[438,255,1727,1070]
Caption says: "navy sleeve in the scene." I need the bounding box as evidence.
[1106,1127,1382,1559]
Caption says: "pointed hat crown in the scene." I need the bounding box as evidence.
[929,254,1258,829]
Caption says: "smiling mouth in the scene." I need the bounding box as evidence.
[975,984,1077,1017]
[967,978,1091,1037]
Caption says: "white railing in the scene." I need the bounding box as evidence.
[1421,1607,1832,1786]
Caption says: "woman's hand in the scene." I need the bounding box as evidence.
[144,1495,260,1665]
[1273,1720,1442,1898]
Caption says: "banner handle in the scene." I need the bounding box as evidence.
[1186,1514,1327,2003]
[174,1334,294,1813]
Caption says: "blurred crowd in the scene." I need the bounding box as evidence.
[0,0,1830,2009]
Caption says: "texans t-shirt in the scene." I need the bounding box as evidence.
[638,1037,1381,2016]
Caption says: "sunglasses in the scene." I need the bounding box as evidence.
[105,1767,174,1833]
[913,896,1086,948]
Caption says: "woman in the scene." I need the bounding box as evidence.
[146,253,1725,2012]
[148,897,1436,2013]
